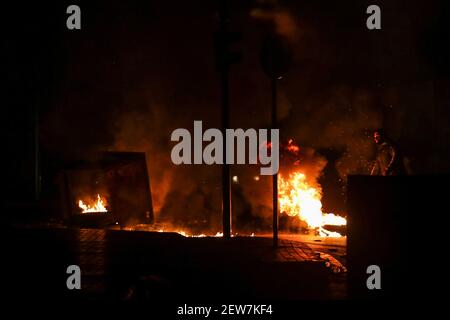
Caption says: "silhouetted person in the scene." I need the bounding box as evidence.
[370,129,406,176]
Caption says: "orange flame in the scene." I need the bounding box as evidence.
[78,194,108,213]
[278,172,346,236]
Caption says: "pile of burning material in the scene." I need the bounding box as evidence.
[277,139,347,237]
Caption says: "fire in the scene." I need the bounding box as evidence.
[286,139,300,154]
[278,172,346,236]
[78,194,108,213]
[155,228,225,238]
[176,231,224,238]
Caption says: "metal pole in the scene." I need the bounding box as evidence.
[219,0,231,239]
[34,104,40,201]
[272,76,278,248]
[221,69,232,239]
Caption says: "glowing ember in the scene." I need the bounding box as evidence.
[172,230,225,238]
[286,139,300,154]
[278,172,346,237]
[78,194,108,213]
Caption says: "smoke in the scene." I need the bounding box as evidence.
[109,104,224,232]
[250,7,300,43]
[282,86,382,179]
[106,5,382,230]
[249,3,382,180]
[40,1,383,232]
[109,107,173,214]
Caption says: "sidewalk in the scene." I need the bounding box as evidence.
[6,226,347,304]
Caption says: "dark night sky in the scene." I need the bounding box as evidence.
[4,1,450,226]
